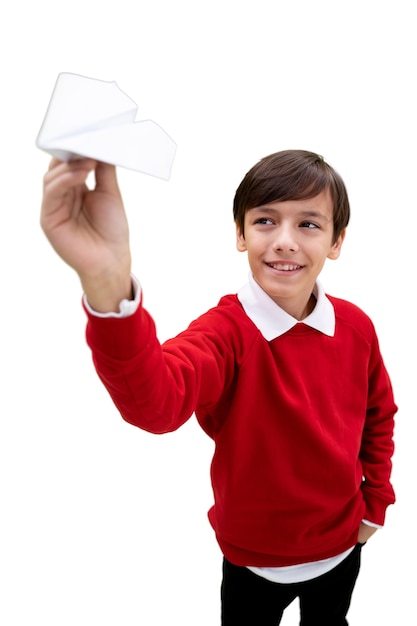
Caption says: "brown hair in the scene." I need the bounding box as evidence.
[233,150,350,242]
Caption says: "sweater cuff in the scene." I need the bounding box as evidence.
[83,279,157,361]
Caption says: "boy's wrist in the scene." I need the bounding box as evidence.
[81,268,133,314]
[83,275,140,318]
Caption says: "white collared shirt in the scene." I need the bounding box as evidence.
[237,272,335,340]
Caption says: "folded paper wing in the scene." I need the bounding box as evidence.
[36,73,177,180]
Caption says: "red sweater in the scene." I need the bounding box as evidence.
[85,292,396,567]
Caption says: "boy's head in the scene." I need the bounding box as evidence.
[233,150,350,244]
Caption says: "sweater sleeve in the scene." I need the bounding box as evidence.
[359,330,397,525]
[84,294,237,434]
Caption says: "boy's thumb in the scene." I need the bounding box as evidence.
[94,161,120,196]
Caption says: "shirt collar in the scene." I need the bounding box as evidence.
[237,273,335,340]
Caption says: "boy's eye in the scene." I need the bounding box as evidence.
[300,221,319,229]
[255,217,274,225]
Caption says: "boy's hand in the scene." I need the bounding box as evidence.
[40,158,132,312]
[358,522,378,544]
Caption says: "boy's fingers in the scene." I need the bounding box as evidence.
[44,157,97,180]
[48,157,63,170]
[43,158,97,198]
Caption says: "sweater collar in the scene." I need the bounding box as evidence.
[237,273,335,340]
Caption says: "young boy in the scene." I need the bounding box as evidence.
[40,150,397,625]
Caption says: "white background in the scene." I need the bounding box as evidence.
[1,1,415,624]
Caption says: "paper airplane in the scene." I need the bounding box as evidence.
[36,73,177,180]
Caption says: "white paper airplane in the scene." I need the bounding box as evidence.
[36,72,177,180]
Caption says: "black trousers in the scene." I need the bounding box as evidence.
[221,543,363,625]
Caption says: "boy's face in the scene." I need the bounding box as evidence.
[236,190,345,320]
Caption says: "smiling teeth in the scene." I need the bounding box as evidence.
[269,263,301,271]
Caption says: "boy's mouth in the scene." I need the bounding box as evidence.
[266,263,303,271]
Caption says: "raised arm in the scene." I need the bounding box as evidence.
[40,158,132,313]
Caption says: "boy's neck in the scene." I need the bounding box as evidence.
[303,293,317,319]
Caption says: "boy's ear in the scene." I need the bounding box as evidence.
[236,223,247,252]
[328,229,347,260]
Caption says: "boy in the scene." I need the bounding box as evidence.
[40,150,397,625]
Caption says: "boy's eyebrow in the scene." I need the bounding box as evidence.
[250,206,331,222]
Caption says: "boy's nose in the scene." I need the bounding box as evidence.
[273,226,299,252]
